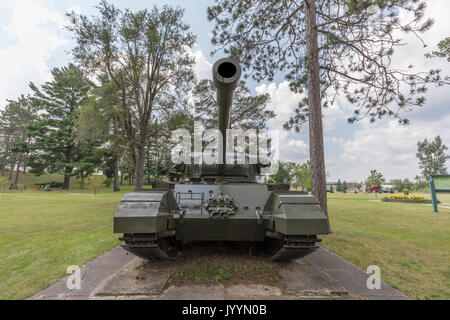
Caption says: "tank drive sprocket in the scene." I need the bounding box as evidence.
[266,235,321,261]
[120,233,177,260]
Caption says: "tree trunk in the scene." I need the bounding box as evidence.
[1,154,7,176]
[13,153,23,188]
[22,152,29,173]
[120,174,123,186]
[63,167,73,190]
[64,175,70,190]
[305,0,330,231]
[113,155,120,192]
[63,143,74,190]
[134,145,145,190]
[8,155,16,180]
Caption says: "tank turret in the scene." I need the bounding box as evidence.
[185,58,258,182]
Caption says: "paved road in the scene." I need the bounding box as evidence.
[29,246,408,300]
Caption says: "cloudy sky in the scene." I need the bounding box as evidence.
[0,0,449,182]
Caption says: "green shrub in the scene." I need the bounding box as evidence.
[87,174,107,195]
[49,181,64,188]
[267,178,275,184]
[0,176,10,192]
[76,178,85,189]
[381,196,389,202]
[403,188,409,196]
[104,178,113,188]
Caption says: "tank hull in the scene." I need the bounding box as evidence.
[114,183,330,260]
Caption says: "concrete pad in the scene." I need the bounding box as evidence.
[279,259,347,296]
[226,284,282,297]
[304,247,409,299]
[160,285,225,300]
[324,269,408,299]
[30,246,135,299]
[95,258,169,296]
[305,247,355,271]
[29,245,409,300]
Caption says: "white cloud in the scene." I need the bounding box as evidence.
[255,82,308,163]
[190,49,212,80]
[393,0,450,72]
[0,0,67,105]
[255,81,349,164]
[326,116,450,182]
[256,81,348,132]
[256,81,301,131]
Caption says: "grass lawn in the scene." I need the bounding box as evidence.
[322,192,450,300]
[0,185,448,299]
[0,187,130,299]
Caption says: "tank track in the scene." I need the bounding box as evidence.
[119,233,176,260]
[269,235,321,261]
[120,233,320,261]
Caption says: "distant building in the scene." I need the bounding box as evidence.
[381,184,395,193]
[326,182,337,192]
[327,181,364,192]
[347,182,364,192]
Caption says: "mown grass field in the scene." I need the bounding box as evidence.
[322,192,450,300]
[0,183,449,299]
[0,186,131,299]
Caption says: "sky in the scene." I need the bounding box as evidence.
[0,0,449,182]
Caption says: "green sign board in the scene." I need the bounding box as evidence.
[433,175,450,192]
[430,175,450,212]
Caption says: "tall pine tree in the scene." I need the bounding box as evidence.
[26,64,94,189]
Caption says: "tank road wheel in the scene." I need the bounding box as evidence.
[119,233,177,260]
[267,235,321,261]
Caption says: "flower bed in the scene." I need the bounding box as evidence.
[382,195,425,203]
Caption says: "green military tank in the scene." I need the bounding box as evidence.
[114,58,330,260]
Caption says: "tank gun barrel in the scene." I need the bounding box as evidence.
[212,58,241,162]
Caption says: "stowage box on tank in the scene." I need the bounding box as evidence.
[114,58,331,260]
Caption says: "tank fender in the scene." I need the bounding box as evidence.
[114,190,178,234]
[263,191,329,235]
